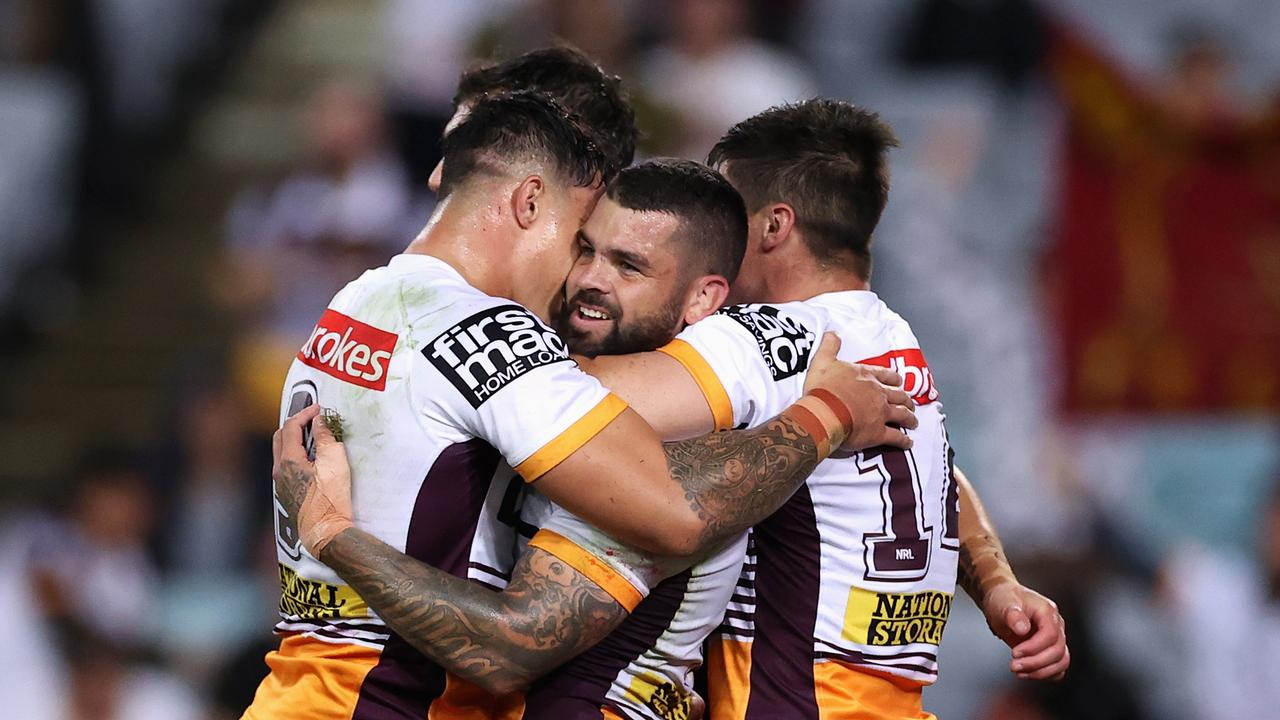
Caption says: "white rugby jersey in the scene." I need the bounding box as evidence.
[667,292,958,720]
[507,290,955,720]
[507,492,747,720]
[271,253,626,716]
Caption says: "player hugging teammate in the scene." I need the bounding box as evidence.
[245,47,1069,720]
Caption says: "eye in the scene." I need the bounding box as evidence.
[620,262,641,275]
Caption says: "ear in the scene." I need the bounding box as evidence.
[682,275,731,325]
[510,175,545,229]
[758,203,797,254]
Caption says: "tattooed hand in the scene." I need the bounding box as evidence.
[272,404,354,557]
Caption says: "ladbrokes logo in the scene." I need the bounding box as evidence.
[626,672,692,720]
[298,309,397,391]
[719,304,815,381]
[842,587,952,647]
[858,348,940,405]
[425,304,570,408]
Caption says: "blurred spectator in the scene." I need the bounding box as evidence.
[152,378,271,576]
[220,79,416,429]
[62,627,201,720]
[1159,26,1248,126]
[898,0,1045,89]
[382,0,526,184]
[1158,476,1280,720]
[20,449,161,649]
[640,0,816,158]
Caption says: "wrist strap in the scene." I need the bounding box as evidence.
[789,403,832,458]
[808,388,855,436]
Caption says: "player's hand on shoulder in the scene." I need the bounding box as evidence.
[273,405,355,559]
[802,332,918,451]
[982,582,1070,681]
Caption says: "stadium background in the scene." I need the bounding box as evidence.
[1,0,1277,718]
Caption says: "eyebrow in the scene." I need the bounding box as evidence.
[607,246,651,272]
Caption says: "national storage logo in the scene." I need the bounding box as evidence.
[842,587,952,647]
[277,564,370,621]
[425,304,571,407]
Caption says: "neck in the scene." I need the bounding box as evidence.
[403,193,514,301]
[763,257,869,304]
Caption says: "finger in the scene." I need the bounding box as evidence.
[868,365,903,387]
[877,426,913,450]
[815,331,842,361]
[1012,607,1063,657]
[1005,605,1032,638]
[1018,650,1070,681]
[886,404,919,430]
[884,387,913,409]
[272,427,283,460]
[278,404,322,453]
[1011,641,1066,675]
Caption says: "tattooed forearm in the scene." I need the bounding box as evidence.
[957,533,1011,606]
[955,470,1017,606]
[664,411,820,548]
[319,528,628,695]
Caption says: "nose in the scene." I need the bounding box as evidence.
[570,252,611,298]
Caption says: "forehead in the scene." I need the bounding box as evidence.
[583,198,681,255]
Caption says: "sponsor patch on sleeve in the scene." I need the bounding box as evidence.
[717,304,816,381]
[423,304,572,408]
[298,309,397,391]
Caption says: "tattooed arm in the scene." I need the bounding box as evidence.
[955,467,1070,680]
[272,407,826,693]
[321,530,627,695]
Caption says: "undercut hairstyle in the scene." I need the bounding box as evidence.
[607,159,748,283]
[707,99,899,279]
[438,91,608,198]
[455,46,637,182]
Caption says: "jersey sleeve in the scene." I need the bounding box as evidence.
[657,305,818,431]
[528,505,693,612]
[414,301,627,482]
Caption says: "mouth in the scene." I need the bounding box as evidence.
[567,300,615,334]
[576,304,612,321]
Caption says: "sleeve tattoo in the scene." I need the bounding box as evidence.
[664,410,820,547]
[321,528,627,695]
[315,409,820,692]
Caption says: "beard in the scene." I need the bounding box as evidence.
[557,288,684,357]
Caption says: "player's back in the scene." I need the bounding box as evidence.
[667,292,955,720]
[250,253,624,720]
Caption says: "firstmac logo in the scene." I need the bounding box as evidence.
[298,310,397,391]
[425,304,571,407]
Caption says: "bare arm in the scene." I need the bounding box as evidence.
[541,335,916,556]
[575,351,715,440]
[956,467,1070,681]
[272,410,824,693]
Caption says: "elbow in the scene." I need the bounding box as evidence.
[473,673,533,696]
[637,512,705,557]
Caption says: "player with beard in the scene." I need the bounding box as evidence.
[253,94,914,720]
[274,121,1066,719]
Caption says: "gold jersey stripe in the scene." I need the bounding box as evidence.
[528,529,644,612]
[515,393,628,482]
[656,339,734,431]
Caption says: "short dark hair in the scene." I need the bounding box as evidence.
[707,99,899,279]
[606,159,747,283]
[455,46,637,182]
[439,91,608,198]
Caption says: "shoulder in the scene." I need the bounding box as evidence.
[709,303,822,381]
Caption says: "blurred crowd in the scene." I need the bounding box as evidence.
[2,1,1279,719]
